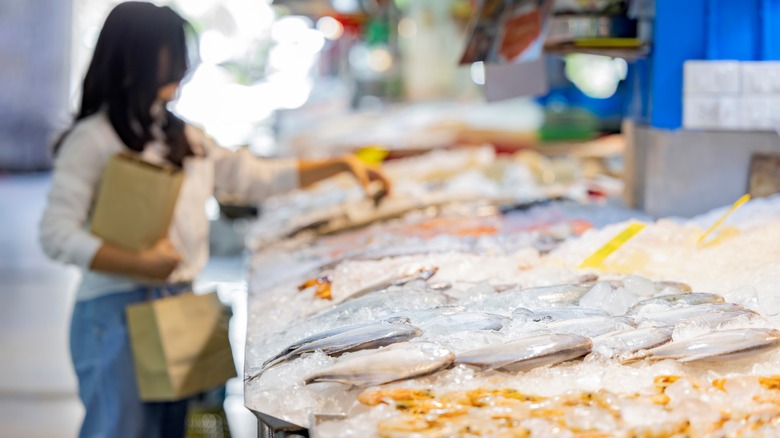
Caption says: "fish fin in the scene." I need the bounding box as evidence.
[483,359,518,372]
[305,375,371,387]
[619,356,642,365]
[676,354,712,363]
[245,369,264,382]
[384,316,411,325]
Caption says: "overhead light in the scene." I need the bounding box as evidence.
[398,17,417,39]
[368,47,393,72]
[317,16,344,40]
[470,61,485,85]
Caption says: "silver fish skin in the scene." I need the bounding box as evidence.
[641,328,780,363]
[344,266,439,302]
[530,306,609,322]
[474,284,592,314]
[310,289,450,324]
[675,308,760,331]
[304,343,454,387]
[387,306,466,326]
[592,326,674,358]
[600,279,692,294]
[627,293,725,315]
[284,321,421,357]
[545,316,636,338]
[249,321,422,380]
[418,312,509,336]
[639,303,749,325]
[261,317,412,368]
[455,333,592,372]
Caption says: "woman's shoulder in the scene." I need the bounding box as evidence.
[57,112,123,160]
[68,112,113,141]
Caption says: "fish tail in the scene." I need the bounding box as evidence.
[244,369,264,382]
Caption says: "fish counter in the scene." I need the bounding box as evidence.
[243,151,780,437]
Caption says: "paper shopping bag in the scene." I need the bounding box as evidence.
[91,152,183,252]
[125,292,237,401]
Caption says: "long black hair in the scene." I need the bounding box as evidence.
[55,2,194,166]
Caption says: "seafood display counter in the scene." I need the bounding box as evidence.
[243,150,780,437]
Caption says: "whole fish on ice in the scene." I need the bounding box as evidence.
[545,316,636,338]
[387,306,465,325]
[639,303,750,325]
[592,326,674,358]
[627,328,780,363]
[417,311,509,336]
[455,333,592,372]
[309,288,450,325]
[627,293,725,315]
[527,306,609,322]
[304,343,454,387]
[473,284,593,315]
[343,266,439,302]
[249,319,422,380]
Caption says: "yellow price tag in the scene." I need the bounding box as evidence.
[579,223,646,269]
[696,194,751,246]
[355,146,389,165]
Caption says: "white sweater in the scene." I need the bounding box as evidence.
[39,112,299,301]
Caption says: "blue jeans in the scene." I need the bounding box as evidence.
[70,284,192,438]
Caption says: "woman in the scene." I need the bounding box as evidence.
[39,3,390,437]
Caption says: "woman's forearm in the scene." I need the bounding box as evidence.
[89,243,146,277]
[89,239,181,280]
[297,158,348,188]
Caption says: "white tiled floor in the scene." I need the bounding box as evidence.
[0,174,256,437]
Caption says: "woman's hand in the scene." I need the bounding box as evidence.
[89,238,181,280]
[137,239,182,280]
[297,155,393,203]
[341,154,392,201]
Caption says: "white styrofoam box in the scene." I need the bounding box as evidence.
[717,96,742,129]
[741,62,780,94]
[684,96,719,129]
[683,60,741,95]
[768,97,780,128]
[740,96,774,130]
[684,96,742,130]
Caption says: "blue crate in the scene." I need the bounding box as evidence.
[641,0,780,129]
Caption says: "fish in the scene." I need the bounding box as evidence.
[343,266,439,302]
[304,342,455,387]
[309,288,451,325]
[592,326,675,358]
[455,333,592,372]
[529,306,610,322]
[388,306,466,326]
[634,328,780,363]
[260,317,411,367]
[627,293,725,315]
[545,316,636,338]
[600,278,692,294]
[639,303,749,325]
[417,312,509,336]
[248,319,422,381]
[473,284,593,315]
[675,308,760,331]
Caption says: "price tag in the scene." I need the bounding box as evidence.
[579,223,646,269]
[355,146,389,165]
[697,194,750,247]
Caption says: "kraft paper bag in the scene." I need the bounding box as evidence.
[126,292,237,401]
[91,153,183,252]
